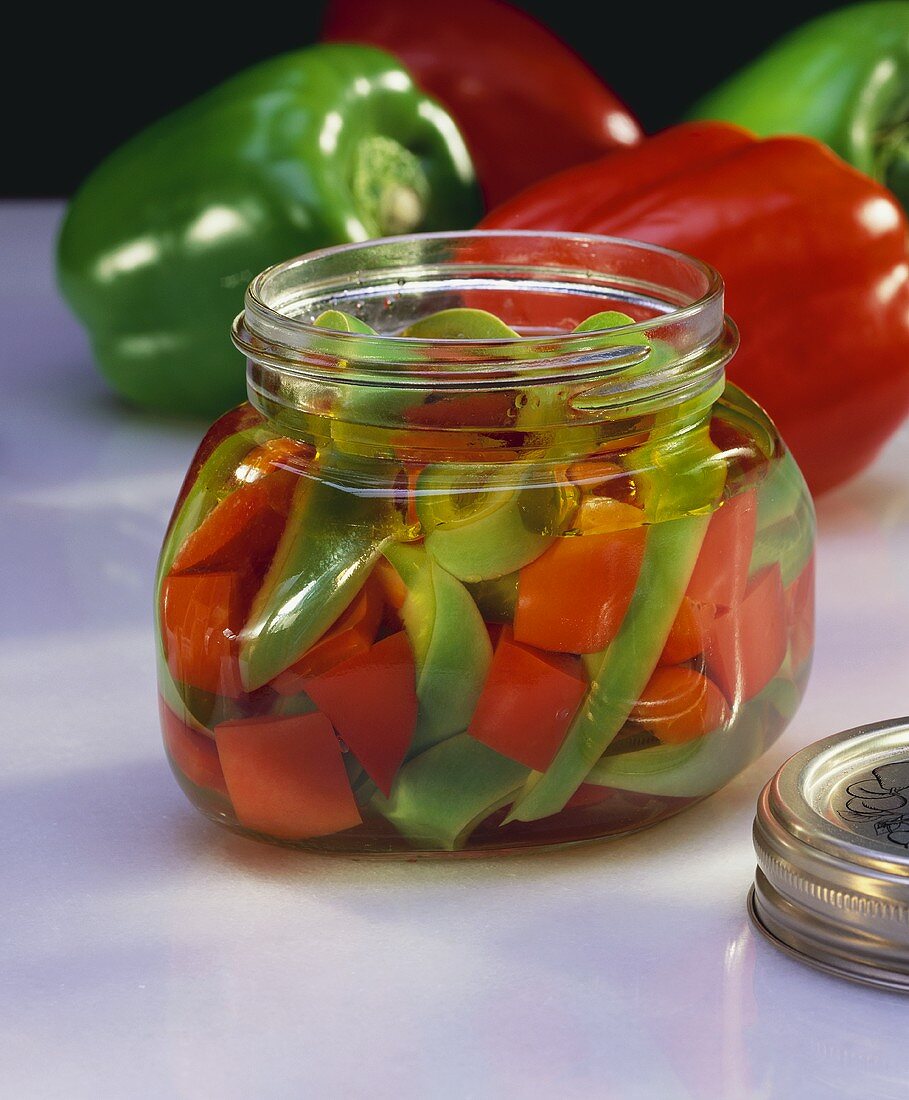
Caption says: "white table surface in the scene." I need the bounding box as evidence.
[2,201,909,1100]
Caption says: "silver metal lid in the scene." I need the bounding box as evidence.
[750,717,909,992]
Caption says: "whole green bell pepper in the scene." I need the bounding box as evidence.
[686,2,909,210]
[57,45,482,415]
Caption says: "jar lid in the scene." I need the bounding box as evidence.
[750,717,909,992]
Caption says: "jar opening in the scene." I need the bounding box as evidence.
[232,231,737,424]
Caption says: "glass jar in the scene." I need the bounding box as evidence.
[155,231,815,855]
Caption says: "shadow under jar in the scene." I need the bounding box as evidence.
[155,231,815,855]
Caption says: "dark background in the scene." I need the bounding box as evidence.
[8,0,848,197]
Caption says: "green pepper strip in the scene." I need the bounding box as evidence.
[506,514,712,821]
[383,543,493,755]
[237,310,404,692]
[506,381,727,823]
[750,499,815,588]
[321,310,423,429]
[753,448,814,535]
[412,309,567,582]
[412,310,653,585]
[585,670,801,799]
[416,464,562,582]
[239,466,395,691]
[371,733,528,851]
[745,448,815,587]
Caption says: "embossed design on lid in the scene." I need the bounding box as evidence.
[750,717,909,991]
[836,759,909,846]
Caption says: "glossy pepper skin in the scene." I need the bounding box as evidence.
[687,2,909,212]
[483,121,909,495]
[57,45,481,416]
[322,0,641,207]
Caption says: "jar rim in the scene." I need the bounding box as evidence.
[232,230,736,421]
[239,230,724,356]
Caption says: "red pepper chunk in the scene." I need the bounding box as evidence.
[566,456,638,505]
[514,528,647,654]
[270,579,384,695]
[302,632,418,796]
[170,438,310,575]
[686,491,757,610]
[404,392,517,430]
[373,557,408,612]
[631,667,730,745]
[170,480,288,575]
[659,596,716,667]
[159,697,228,797]
[468,627,587,771]
[705,564,788,707]
[214,712,361,840]
[160,572,245,697]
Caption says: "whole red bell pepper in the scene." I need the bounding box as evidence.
[482,121,909,494]
[322,0,641,208]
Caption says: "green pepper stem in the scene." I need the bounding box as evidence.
[877,110,909,212]
[349,135,429,236]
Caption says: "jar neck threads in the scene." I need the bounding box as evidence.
[232,231,737,434]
